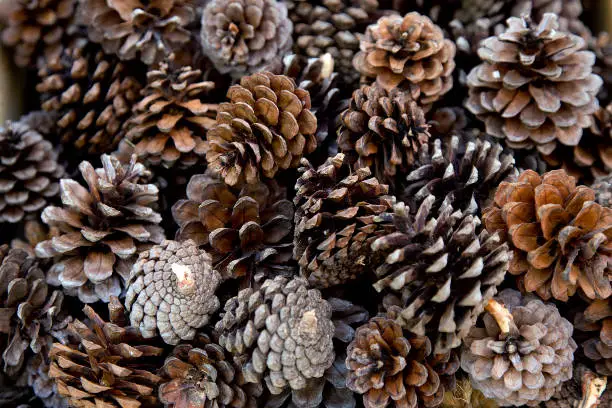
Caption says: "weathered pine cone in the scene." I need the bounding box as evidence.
[573,298,612,376]
[206,72,318,186]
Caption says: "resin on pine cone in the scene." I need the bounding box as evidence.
[483,169,612,302]
[353,11,456,108]
[123,63,217,170]
[574,298,612,376]
[466,14,602,155]
[201,0,293,78]
[215,276,335,395]
[293,153,393,288]
[35,154,165,304]
[461,289,577,406]
[206,71,318,186]
[125,240,221,345]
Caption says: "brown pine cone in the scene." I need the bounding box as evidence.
[466,14,602,155]
[201,0,293,78]
[1,0,76,68]
[49,298,165,408]
[293,153,393,288]
[123,63,217,170]
[337,83,431,186]
[592,32,612,103]
[353,12,456,108]
[483,169,612,302]
[0,112,64,224]
[125,240,222,345]
[23,352,68,408]
[461,290,577,406]
[593,173,612,208]
[215,276,335,395]
[206,72,318,186]
[172,171,294,281]
[513,0,592,41]
[574,298,612,376]
[78,0,197,65]
[35,154,165,304]
[346,314,459,408]
[544,364,610,408]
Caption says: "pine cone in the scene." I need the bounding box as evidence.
[483,169,612,302]
[0,112,64,224]
[442,378,498,408]
[49,298,165,408]
[293,153,393,288]
[23,353,68,408]
[215,276,335,394]
[346,314,459,408]
[1,0,76,68]
[35,154,165,304]
[159,334,263,408]
[466,14,602,155]
[593,174,612,208]
[461,289,577,406]
[205,72,318,186]
[574,298,612,376]
[544,364,610,408]
[36,37,143,156]
[172,171,294,281]
[353,12,456,108]
[125,240,221,345]
[514,0,591,41]
[337,83,431,186]
[78,0,197,65]
[592,32,612,104]
[123,63,217,170]
[201,0,293,78]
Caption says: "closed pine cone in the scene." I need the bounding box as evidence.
[461,289,577,406]
[293,153,393,288]
[0,112,64,224]
[201,0,293,78]
[206,72,318,186]
[123,63,217,170]
[215,276,335,395]
[49,298,165,408]
[573,298,612,376]
[35,154,165,304]
[483,169,612,302]
[544,364,610,408]
[466,14,602,155]
[353,12,456,108]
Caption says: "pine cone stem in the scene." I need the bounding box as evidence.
[484,299,513,335]
[578,374,607,408]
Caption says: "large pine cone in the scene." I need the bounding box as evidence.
[49,298,165,408]
[35,154,165,304]
[293,153,393,288]
[461,289,577,406]
[125,240,221,345]
[466,14,602,155]
[205,72,318,186]
[0,112,64,224]
[574,298,612,376]
[201,0,293,77]
[36,37,142,156]
[215,276,335,395]
[483,169,612,302]
[123,63,217,170]
[78,0,197,65]
[346,314,459,408]
[172,171,294,281]
[353,12,456,108]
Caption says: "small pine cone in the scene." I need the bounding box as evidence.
[24,353,68,408]
[215,276,335,395]
[353,12,456,108]
[36,37,143,156]
[123,63,217,170]
[1,0,76,68]
[201,0,293,78]
[592,32,612,103]
[461,289,577,406]
[337,83,431,186]
[35,154,165,304]
[574,298,612,376]
[206,72,318,186]
[442,378,499,408]
[346,314,459,408]
[172,171,294,280]
[78,0,196,65]
[125,240,222,345]
[49,298,165,408]
[293,153,393,288]
[592,173,612,207]
[159,334,263,408]
[0,113,64,224]
[483,169,612,302]
[466,14,602,155]
[544,364,610,408]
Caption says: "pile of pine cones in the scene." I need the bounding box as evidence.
[0,0,611,407]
